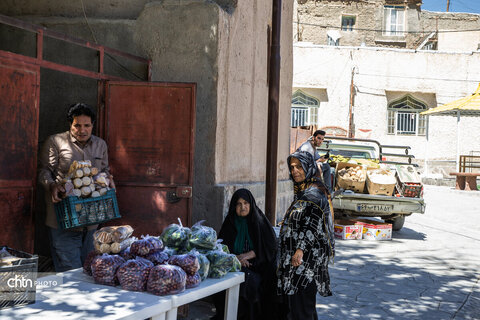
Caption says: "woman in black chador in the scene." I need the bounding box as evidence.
[277,151,335,320]
[212,188,277,320]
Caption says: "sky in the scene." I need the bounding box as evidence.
[421,0,480,14]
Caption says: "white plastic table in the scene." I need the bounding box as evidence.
[0,268,244,320]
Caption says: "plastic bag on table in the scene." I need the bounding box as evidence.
[112,225,134,243]
[188,220,217,250]
[189,250,210,281]
[229,254,241,272]
[168,253,200,275]
[116,257,154,291]
[147,264,186,296]
[119,246,134,261]
[91,254,125,286]
[93,226,116,244]
[206,249,232,278]
[130,235,164,257]
[94,241,111,254]
[110,237,137,254]
[186,272,201,289]
[160,221,191,250]
[145,250,170,265]
[83,250,101,276]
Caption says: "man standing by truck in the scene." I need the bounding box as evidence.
[297,129,332,193]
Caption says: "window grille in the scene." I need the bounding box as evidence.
[341,16,356,31]
[387,94,427,136]
[291,90,320,127]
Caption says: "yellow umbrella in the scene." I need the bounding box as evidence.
[421,83,480,116]
[421,83,480,171]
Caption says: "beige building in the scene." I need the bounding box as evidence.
[295,0,480,51]
[292,0,480,180]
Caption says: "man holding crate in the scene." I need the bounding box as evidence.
[38,103,115,272]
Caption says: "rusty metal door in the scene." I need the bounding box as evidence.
[104,81,196,236]
[0,57,40,253]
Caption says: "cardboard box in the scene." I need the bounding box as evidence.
[366,168,396,196]
[355,219,392,240]
[335,162,366,193]
[334,219,363,240]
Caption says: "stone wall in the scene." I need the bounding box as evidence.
[0,0,294,234]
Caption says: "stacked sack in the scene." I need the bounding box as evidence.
[83,220,241,296]
[62,160,111,198]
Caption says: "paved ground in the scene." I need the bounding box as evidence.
[184,185,480,320]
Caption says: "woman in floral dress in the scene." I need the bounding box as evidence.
[277,151,335,320]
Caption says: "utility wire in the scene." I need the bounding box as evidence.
[79,0,144,80]
[293,21,480,34]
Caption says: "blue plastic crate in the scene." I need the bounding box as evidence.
[54,189,121,230]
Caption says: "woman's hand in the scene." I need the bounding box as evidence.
[237,250,256,268]
[291,249,303,267]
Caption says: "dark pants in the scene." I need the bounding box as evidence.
[286,281,318,320]
[48,227,95,272]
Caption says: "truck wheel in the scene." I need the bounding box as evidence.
[386,216,405,231]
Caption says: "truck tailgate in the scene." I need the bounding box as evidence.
[333,193,425,215]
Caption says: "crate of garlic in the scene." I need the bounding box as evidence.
[54,160,120,229]
[335,162,367,193]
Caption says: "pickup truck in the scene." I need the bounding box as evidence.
[319,136,425,231]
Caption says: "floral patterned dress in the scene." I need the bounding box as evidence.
[277,182,335,297]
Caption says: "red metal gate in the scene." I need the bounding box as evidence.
[104,81,196,235]
[0,57,40,253]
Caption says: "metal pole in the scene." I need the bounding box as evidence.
[266,0,282,226]
[456,110,460,171]
[446,0,450,12]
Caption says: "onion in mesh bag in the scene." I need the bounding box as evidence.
[160,223,191,249]
[186,272,201,289]
[145,250,170,265]
[147,264,186,296]
[168,253,200,275]
[130,235,164,256]
[188,220,217,250]
[119,246,134,261]
[91,254,125,286]
[83,250,101,276]
[116,257,154,291]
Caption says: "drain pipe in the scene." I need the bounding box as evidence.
[265,0,282,226]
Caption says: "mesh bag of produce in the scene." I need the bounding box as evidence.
[116,257,154,291]
[147,264,186,296]
[119,246,134,261]
[130,235,164,257]
[168,253,200,275]
[189,250,210,280]
[188,220,217,250]
[83,250,101,276]
[229,254,241,272]
[186,272,201,289]
[91,254,125,286]
[145,250,169,265]
[112,225,134,243]
[160,222,191,250]
[206,249,232,278]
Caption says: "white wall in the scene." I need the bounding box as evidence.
[293,43,480,164]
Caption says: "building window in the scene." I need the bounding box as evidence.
[326,30,341,46]
[383,6,405,36]
[291,90,320,127]
[341,15,356,31]
[387,95,427,136]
